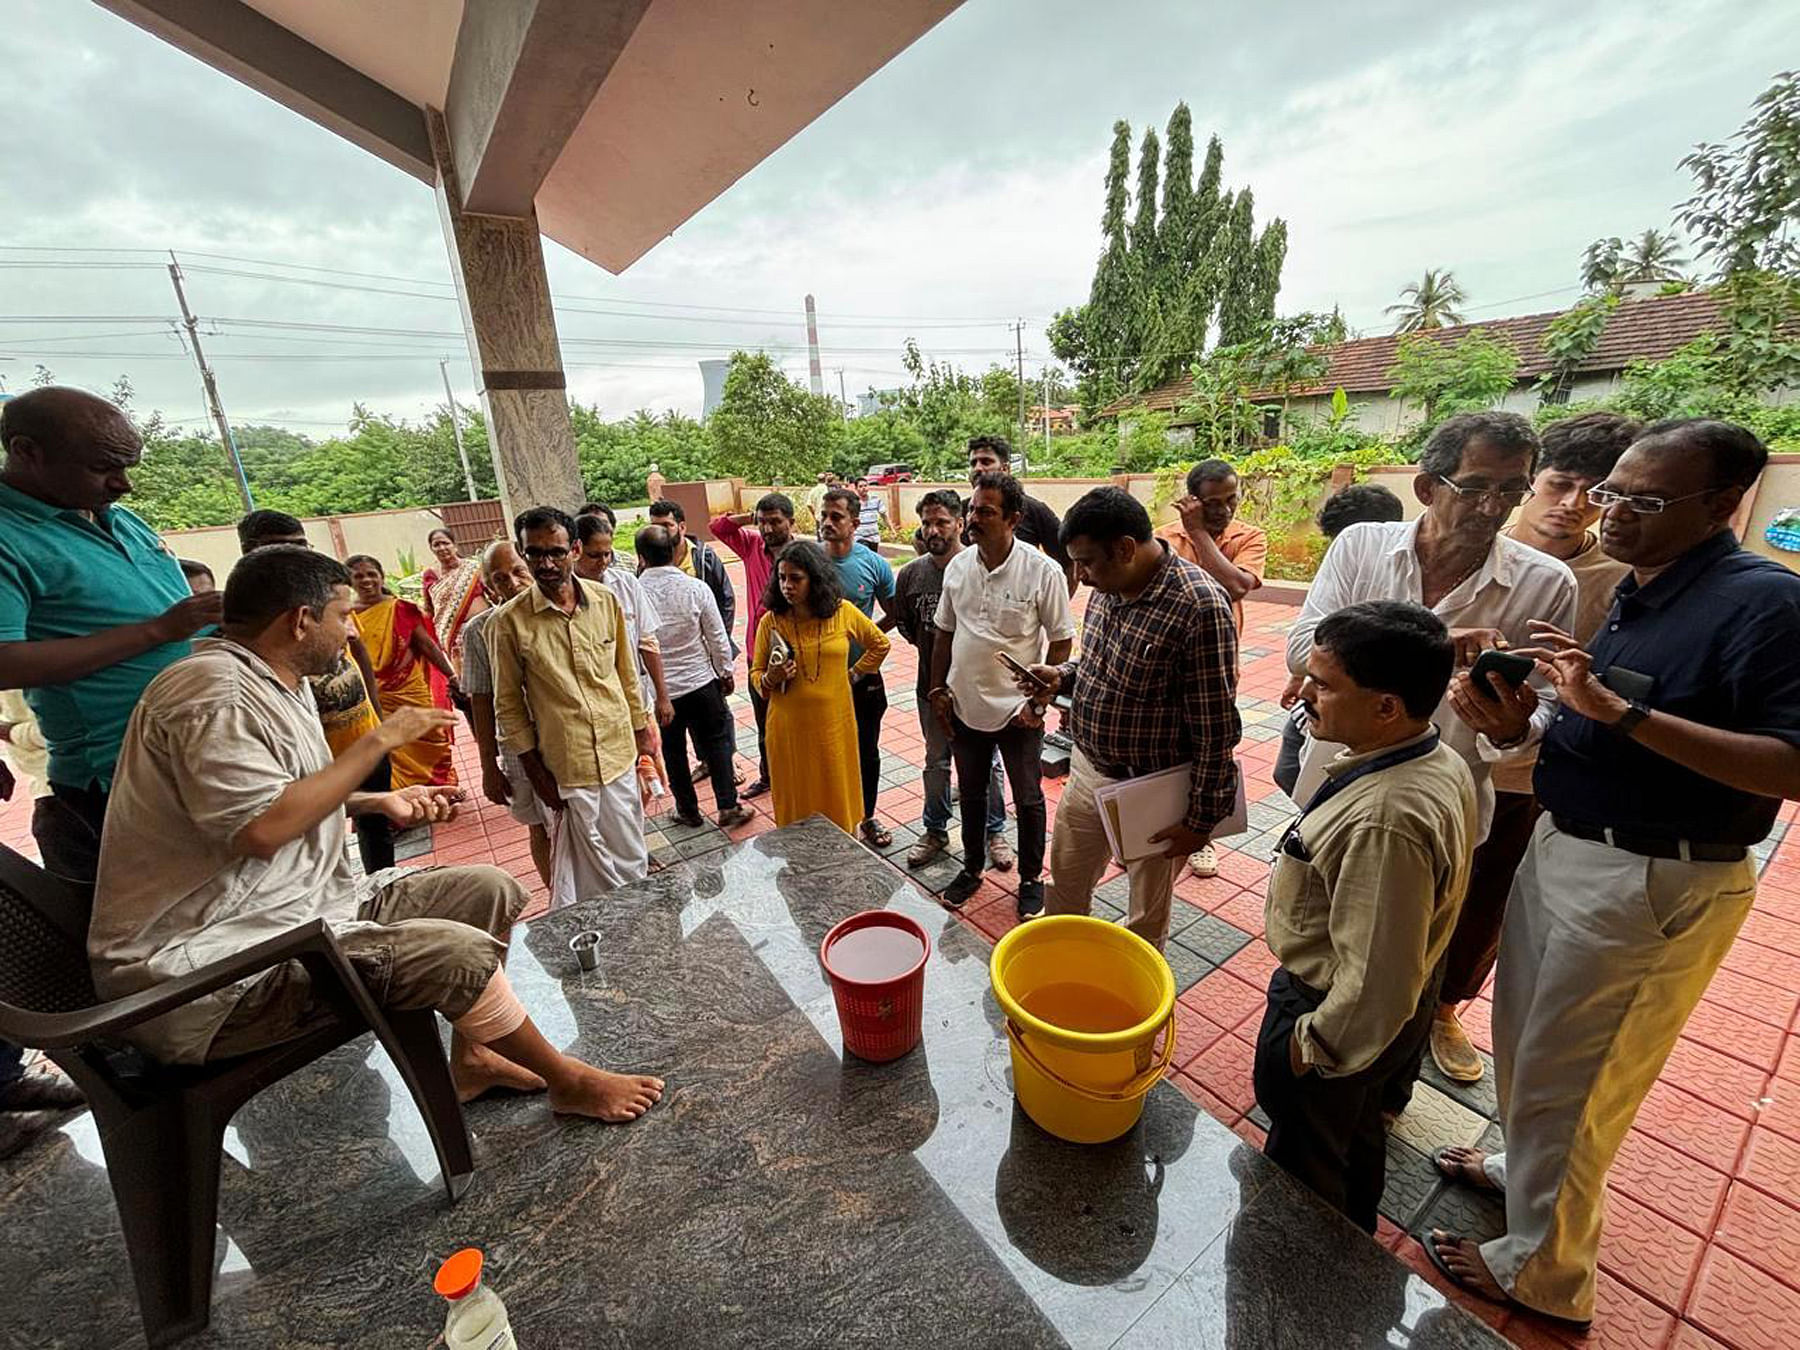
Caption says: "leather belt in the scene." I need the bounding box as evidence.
[1551,815,1746,863]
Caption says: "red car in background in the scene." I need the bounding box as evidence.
[865,463,915,485]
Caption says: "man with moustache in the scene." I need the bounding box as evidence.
[1430,420,1800,1332]
[710,493,799,798]
[487,508,655,906]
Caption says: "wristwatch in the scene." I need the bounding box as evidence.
[1609,700,1651,737]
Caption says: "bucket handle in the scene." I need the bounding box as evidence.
[1004,1013,1176,1105]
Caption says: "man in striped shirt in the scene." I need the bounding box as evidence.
[1021,487,1242,947]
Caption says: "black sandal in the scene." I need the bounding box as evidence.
[860,819,893,849]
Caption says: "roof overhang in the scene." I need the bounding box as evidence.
[93,0,961,273]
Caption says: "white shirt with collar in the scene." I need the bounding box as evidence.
[1286,518,1577,839]
[934,537,1076,734]
[638,565,732,700]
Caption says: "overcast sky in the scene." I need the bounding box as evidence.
[2,0,1795,434]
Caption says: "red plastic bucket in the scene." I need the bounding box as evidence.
[819,909,931,1063]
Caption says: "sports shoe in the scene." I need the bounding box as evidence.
[1188,843,1218,878]
[742,778,770,799]
[1016,880,1045,918]
[716,805,755,829]
[669,810,705,830]
[1430,1007,1485,1083]
[986,833,1015,872]
[907,831,949,868]
[941,871,982,909]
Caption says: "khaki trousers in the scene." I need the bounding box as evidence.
[1047,748,1180,948]
[211,864,529,1060]
[1480,818,1756,1321]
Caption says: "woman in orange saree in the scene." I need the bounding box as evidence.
[347,554,461,788]
[420,526,489,672]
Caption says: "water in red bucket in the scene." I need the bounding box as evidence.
[819,910,930,1062]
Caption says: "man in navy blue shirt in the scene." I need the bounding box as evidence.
[1430,419,1800,1330]
[820,486,898,847]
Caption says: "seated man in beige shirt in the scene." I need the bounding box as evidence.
[88,544,663,1123]
[1255,599,1477,1233]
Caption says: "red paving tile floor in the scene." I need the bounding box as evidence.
[7,568,1799,1350]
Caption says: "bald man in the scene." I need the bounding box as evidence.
[0,387,219,1139]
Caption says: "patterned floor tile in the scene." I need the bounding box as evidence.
[1186,1029,1257,1114]
[1380,1140,1446,1235]
[1600,1187,1706,1312]
[1740,909,1800,959]
[1660,1039,1772,1120]
[1635,1081,1751,1173]
[1698,966,1800,1029]
[1668,1323,1735,1350]
[1738,1127,1800,1199]
[1719,937,1800,990]
[1679,999,1788,1070]
[1612,1129,1730,1235]
[1162,939,1212,995]
[1389,1082,1490,1156]
[1175,912,1254,966]
[1713,1180,1800,1287]
[1688,1246,1800,1350]
[1419,1050,1500,1120]
[1178,968,1266,1031]
[1412,1176,1506,1244]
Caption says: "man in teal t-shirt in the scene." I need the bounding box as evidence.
[0,387,222,891]
[819,486,897,847]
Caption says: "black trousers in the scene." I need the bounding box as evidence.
[850,672,887,822]
[949,715,1045,882]
[747,681,770,782]
[665,680,740,817]
[1253,966,1440,1234]
[32,780,109,897]
[354,755,397,875]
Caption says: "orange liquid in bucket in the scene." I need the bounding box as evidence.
[827,924,924,982]
[1020,982,1141,1035]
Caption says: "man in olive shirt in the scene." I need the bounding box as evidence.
[488,507,655,908]
[1255,600,1477,1233]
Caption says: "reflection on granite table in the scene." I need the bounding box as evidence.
[0,817,1509,1348]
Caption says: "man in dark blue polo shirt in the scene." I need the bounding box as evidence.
[1429,419,1800,1330]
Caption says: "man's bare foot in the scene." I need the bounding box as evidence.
[452,1042,548,1103]
[1433,1145,1502,1192]
[1427,1231,1510,1303]
[548,1062,665,1122]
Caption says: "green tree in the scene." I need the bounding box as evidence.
[1211,190,1261,346]
[1582,230,1689,292]
[1677,71,1800,278]
[1536,292,1620,402]
[709,351,844,485]
[1157,103,1196,306]
[1385,268,1469,332]
[1087,120,1137,401]
[1386,328,1519,428]
[1129,124,1162,338]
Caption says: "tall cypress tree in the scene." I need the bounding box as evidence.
[1212,189,1261,345]
[1252,219,1289,330]
[1129,125,1162,342]
[1158,104,1195,303]
[1087,119,1136,390]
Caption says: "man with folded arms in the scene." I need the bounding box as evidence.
[709,492,798,798]
[87,544,662,1121]
[929,473,1074,917]
[1430,419,1800,1331]
[1255,600,1476,1232]
[1025,488,1240,948]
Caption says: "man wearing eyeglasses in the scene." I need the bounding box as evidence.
[1287,411,1576,1109]
[1428,419,1800,1332]
[488,506,656,907]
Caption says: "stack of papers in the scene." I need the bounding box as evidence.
[1096,763,1248,865]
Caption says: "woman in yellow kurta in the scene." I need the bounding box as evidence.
[346,554,461,788]
[751,541,890,833]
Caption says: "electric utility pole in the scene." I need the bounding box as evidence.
[1012,318,1027,473]
[439,359,478,500]
[835,367,849,421]
[167,254,253,513]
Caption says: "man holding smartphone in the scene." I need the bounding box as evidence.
[1429,419,1800,1332]
[929,473,1074,916]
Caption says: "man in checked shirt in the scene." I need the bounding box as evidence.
[1017,487,1242,947]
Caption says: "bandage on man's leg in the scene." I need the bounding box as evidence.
[451,968,529,1043]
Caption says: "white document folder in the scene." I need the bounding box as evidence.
[1096,763,1248,865]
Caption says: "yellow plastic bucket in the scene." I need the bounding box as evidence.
[989,915,1176,1144]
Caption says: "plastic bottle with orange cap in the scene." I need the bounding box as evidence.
[434,1247,517,1349]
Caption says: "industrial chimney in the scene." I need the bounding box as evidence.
[699,359,730,417]
[804,293,824,396]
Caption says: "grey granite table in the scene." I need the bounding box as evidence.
[1,818,1510,1348]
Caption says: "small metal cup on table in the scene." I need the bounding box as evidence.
[569,930,601,973]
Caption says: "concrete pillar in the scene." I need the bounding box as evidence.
[429,108,582,519]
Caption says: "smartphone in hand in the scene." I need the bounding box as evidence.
[995,650,1049,689]
[1470,648,1536,700]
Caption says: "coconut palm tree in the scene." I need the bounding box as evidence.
[1622,229,1688,282]
[1386,269,1468,333]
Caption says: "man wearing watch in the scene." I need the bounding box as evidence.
[930,473,1074,917]
[1429,420,1800,1332]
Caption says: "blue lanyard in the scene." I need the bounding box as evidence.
[1278,731,1441,860]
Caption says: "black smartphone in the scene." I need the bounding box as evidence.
[1470,648,1536,700]
[996,651,1049,689]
